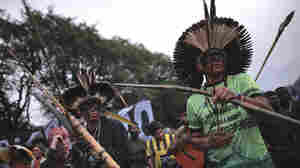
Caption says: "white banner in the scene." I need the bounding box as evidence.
[118,100,154,141]
[117,105,134,130]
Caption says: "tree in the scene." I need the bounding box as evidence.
[0,0,177,139]
[0,51,33,143]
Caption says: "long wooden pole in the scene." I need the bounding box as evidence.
[66,114,120,168]
[113,83,300,126]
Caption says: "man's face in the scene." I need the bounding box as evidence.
[129,126,140,138]
[79,99,104,122]
[197,52,225,75]
[32,146,42,160]
[154,128,164,139]
[86,105,101,122]
[48,128,71,160]
[203,54,225,74]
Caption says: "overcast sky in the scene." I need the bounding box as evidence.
[1,0,300,124]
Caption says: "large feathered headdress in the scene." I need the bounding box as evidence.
[61,68,114,117]
[173,0,253,88]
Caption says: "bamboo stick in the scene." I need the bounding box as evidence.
[66,114,120,168]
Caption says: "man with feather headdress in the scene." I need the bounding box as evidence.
[60,69,130,168]
[173,0,275,167]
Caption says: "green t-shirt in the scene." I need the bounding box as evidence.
[187,73,272,167]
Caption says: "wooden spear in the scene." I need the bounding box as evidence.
[112,83,300,126]
[255,11,295,81]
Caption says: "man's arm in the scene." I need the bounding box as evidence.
[212,87,273,111]
[212,87,276,124]
[188,132,233,151]
[168,126,233,152]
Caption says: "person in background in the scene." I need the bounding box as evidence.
[259,75,300,167]
[61,71,130,168]
[127,123,148,168]
[31,145,46,168]
[40,127,72,168]
[146,121,179,168]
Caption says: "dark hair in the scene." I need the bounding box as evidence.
[147,121,163,136]
[128,121,139,132]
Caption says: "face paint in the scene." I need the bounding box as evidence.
[200,49,226,74]
[201,48,226,65]
[203,54,225,65]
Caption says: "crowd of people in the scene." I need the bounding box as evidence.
[1,0,300,168]
[0,118,179,168]
[1,73,299,168]
[0,77,181,168]
[2,73,299,168]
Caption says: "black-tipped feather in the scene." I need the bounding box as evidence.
[210,0,216,19]
[203,0,210,19]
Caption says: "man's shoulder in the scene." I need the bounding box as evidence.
[228,73,261,95]
[187,94,205,106]
[188,94,203,100]
[228,73,252,81]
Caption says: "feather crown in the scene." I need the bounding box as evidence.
[173,0,253,88]
[61,67,114,115]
